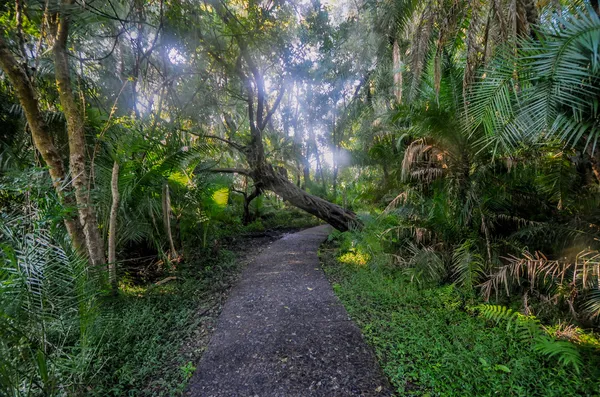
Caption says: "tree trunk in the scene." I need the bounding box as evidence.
[332,163,339,201]
[315,150,326,192]
[464,0,484,94]
[295,163,301,187]
[162,182,177,258]
[591,160,600,184]
[382,162,390,187]
[0,36,87,254]
[392,39,403,104]
[302,159,311,188]
[252,165,357,231]
[516,0,538,38]
[242,187,261,225]
[52,3,106,267]
[585,143,600,184]
[242,196,252,225]
[108,161,119,293]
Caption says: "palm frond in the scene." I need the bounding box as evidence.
[398,242,446,284]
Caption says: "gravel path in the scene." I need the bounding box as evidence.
[185,225,392,396]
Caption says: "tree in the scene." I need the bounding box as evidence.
[50,0,106,267]
[185,0,359,230]
[0,30,88,258]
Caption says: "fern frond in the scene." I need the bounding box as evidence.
[533,336,582,374]
[478,305,582,372]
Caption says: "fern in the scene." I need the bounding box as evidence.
[533,336,583,373]
[477,305,582,373]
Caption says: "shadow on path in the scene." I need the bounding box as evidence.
[186,225,392,396]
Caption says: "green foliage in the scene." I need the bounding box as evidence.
[2,0,600,394]
[82,249,237,396]
[349,3,600,330]
[259,206,322,230]
[532,338,583,373]
[452,239,486,290]
[93,126,217,256]
[471,8,600,152]
[321,240,600,396]
[0,219,99,395]
[477,305,583,373]
[401,242,446,284]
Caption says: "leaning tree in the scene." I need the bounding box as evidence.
[175,0,359,231]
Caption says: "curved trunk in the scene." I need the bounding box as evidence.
[242,188,261,225]
[210,7,359,232]
[252,165,358,231]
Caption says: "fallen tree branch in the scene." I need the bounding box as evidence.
[154,276,177,286]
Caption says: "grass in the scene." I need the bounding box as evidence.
[320,241,600,397]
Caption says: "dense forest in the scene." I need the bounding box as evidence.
[1,0,600,395]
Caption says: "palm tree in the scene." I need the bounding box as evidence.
[469,7,600,182]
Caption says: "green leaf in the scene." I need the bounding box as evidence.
[494,364,511,373]
[211,187,229,208]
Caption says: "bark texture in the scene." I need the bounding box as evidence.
[464,0,484,93]
[242,187,261,225]
[0,35,87,253]
[108,161,120,292]
[52,1,106,267]
[585,144,600,185]
[516,0,538,38]
[162,182,177,258]
[392,39,403,104]
[252,165,358,232]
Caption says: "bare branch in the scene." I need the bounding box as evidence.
[186,131,245,152]
[69,29,125,62]
[238,43,265,127]
[260,80,286,130]
[209,168,252,176]
[231,188,247,197]
[247,186,261,201]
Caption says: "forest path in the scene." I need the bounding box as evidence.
[185,225,392,396]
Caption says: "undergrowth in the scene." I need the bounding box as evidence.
[86,249,237,396]
[320,238,600,396]
[85,207,316,396]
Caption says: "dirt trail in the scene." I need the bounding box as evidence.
[185,225,392,396]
